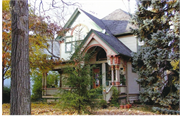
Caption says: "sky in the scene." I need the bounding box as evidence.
[71,0,137,18]
[29,0,138,26]
[3,0,138,87]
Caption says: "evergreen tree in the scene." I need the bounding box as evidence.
[56,46,101,114]
[131,0,179,109]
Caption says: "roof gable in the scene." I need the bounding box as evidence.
[93,30,132,57]
[55,8,80,41]
[56,8,107,41]
[56,8,136,41]
[81,29,132,57]
[80,9,112,35]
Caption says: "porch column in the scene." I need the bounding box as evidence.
[45,73,47,89]
[115,65,120,85]
[102,63,106,100]
[111,65,115,85]
[42,73,45,95]
[59,72,62,88]
[102,63,106,88]
[44,72,47,95]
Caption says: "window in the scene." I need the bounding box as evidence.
[65,42,72,52]
[65,37,72,53]
[120,68,126,85]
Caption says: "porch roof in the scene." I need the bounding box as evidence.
[81,29,132,57]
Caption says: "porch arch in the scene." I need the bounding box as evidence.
[83,44,108,57]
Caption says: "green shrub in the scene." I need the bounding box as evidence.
[152,107,180,115]
[110,86,119,107]
[3,87,10,103]
[31,71,42,101]
[99,99,107,109]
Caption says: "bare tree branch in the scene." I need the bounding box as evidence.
[45,47,60,59]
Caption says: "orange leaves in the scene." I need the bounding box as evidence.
[2,0,63,75]
[2,9,11,76]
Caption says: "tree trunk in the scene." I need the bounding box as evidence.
[10,0,31,115]
[2,75,4,104]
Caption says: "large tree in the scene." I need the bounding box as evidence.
[131,0,179,109]
[10,0,31,114]
[2,0,61,104]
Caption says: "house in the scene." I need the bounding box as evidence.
[42,8,140,104]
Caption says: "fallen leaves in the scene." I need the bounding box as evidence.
[2,103,157,115]
[93,107,157,115]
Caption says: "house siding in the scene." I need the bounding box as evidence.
[118,35,137,52]
[127,61,139,94]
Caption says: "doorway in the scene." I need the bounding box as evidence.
[93,67,100,88]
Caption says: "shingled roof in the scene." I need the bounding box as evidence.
[93,30,132,57]
[56,8,134,57]
[102,9,136,36]
[80,9,112,35]
[81,9,135,36]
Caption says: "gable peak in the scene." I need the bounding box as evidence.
[102,9,131,21]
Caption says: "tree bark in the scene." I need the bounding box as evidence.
[10,0,31,115]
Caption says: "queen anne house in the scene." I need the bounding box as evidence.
[42,8,140,104]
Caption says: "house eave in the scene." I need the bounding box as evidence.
[114,32,133,37]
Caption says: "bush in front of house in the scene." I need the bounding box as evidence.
[56,45,102,114]
[99,99,108,108]
[3,86,10,103]
[110,86,120,107]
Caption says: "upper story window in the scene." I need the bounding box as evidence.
[65,24,89,53]
[65,37,72,53]
[72,24,89,41]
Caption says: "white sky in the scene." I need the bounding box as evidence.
[29,0,137,26]
[72,0,137,18]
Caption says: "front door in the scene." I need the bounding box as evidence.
[93,67,100,88]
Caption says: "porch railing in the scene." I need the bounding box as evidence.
[104,81,127,102]
[42,87,70,96]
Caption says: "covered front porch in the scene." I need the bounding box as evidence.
[42,29,139,103]
[42,47,129,103]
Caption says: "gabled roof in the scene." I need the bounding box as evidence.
[82,29,132,57]
[56,8,135,41]
[80,9,112,35]
[56,8,134,57]
[102,9,136,36]
[55,8,80,41]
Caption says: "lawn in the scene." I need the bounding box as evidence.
[2,103,157,115]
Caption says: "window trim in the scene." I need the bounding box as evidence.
[65,42,72,53]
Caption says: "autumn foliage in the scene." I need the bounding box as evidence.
[2,0,64,79]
